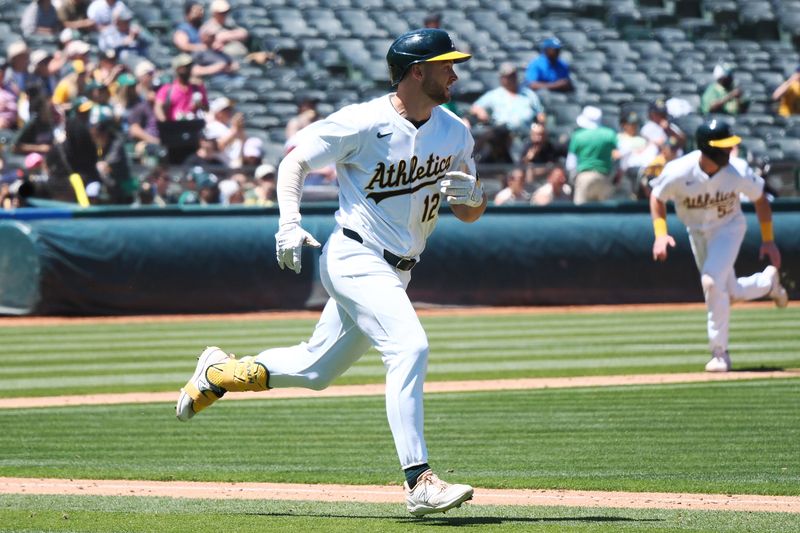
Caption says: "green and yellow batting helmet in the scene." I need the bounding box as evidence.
[386,29,471,87]
[695,119,741,162]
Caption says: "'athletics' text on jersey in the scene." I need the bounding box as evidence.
[290,95,476,259]
[649,150,764,232]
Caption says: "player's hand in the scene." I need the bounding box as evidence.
[440,171,484,208]
[275,222,321,274]
[652,235,676,262]
[759,241,782,270]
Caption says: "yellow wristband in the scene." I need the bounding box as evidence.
[653,217,667,238]
[760,221,774,242]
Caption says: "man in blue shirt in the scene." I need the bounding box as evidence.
[524,37,572,93]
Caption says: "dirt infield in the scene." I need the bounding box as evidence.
[2,477,799,513]
[2,369,799,409]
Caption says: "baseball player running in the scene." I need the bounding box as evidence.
[176,29,485,516]
[649,119,788,372]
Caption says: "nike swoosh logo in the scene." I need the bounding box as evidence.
[377,131,392,139]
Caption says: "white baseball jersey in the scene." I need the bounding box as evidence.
[650,150,764,232]
[290,94,476,259]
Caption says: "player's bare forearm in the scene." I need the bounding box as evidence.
[649,194,674,261]
[450,194,487,222]
[649,194,667,221]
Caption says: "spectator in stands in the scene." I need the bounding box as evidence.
[4,42,31,98]
[86,80,112,108]
[470,62,545,138]
[493,167,530,205]
[617,111,657,173]
[92,49,126,89]
[14,82,57,155]
[473,124,514,165]
[110,72,135,120]
[640,98,686,149]
[701,63,748,116]
[204,96,246,167]
[48,28,79,76]
[133,59,156,92]
[154,54,208,121]
[772,65,800,117]
[0,85,18,129]
[519,121,566,181]
[423,12,441,29]
[88,104,133,203]
[87,0,129,31]
[52,60,89,115]
[21,0,62,37]
[566,105,619,204]
[285,96,320,140]
[126,62,160,154]
[183,133,225,169]
[245,163,276,206]
[63,39,92,67]
[178,166,218,205]
[173,1,206,54]
[532,165,572,205]
[98,6,148,60]
[145,167,178,206]
[637,135,681,200]
[200,0,249,58]
[192,26,241,81]
[57,0,95,32]
[241,137,263,167]
[28,50,58,98]
[45,103,98,201]
[524,37,572,93]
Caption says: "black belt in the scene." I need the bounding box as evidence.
[342,228,417,271]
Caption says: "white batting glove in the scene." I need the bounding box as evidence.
[440,171,484,207]
[275,222,321,274]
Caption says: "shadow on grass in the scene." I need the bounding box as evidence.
[735,365,785,372]
[245,512,662,526]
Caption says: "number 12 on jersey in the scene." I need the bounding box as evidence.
[422,193,440,222]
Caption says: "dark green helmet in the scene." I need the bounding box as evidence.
[695,119,741,165]
[386,29,471,87]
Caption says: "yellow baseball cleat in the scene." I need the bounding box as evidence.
[176,347,269,421]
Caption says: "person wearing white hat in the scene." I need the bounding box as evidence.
[21,0,61,37]
[200,0,249,57]
[566,106,621,204]
[204,96,247,167]
[3,42,31,97]
[65,40,91,60]
[241,137,263,166]
[28,49,57,97]
[701,63,748,116]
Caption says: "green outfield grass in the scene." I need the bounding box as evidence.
[2,494,800,533]
[2,307,799,532]
[1,307,798,397]
[1,379,798,495]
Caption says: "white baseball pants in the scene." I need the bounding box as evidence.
[256,229,429,469]
[688,218,773,353]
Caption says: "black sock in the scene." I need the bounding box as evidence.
[404,463,430,489]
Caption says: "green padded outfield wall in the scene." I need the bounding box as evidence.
[0,203,798,315]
